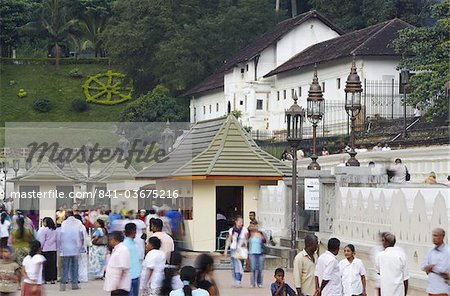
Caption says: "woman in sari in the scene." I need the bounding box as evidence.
[89,219,108,279]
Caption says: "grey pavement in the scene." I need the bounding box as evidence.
[44,269,378,296]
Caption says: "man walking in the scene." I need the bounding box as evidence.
[59,209,84,291]
[150,218,174,263]
[315,237,341,296]
[123,223,141,296]
[376,232,409,296]
[104,231,131,296]
[294,234,318,296]
[422,228,450,296]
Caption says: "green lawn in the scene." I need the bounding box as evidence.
[0,63,131,123]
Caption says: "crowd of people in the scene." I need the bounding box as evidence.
[0,203,197,296]
[286,228,450,296]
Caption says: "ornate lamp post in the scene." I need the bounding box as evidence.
[344,58,362,166]
[13,160,20,177]
[2,161,8,201]
[307,66,324,170]
[285,94,305,256]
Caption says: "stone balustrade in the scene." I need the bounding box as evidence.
[332,186,449,294]
[295,145,450,183]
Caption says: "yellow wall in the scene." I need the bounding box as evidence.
[189,180,260,252]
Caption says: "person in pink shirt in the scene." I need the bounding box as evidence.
[103,231,131,296]
[38,217,58,284]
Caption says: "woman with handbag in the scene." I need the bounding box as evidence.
[89,219,108,279]
[224,217,248,288]
[38,217,58,284]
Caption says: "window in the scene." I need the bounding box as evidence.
[291,89,295,98]
[298,87,302,97]
[209,105,212,113]
[240,100,244,106]
[322,82,326,92]
[203,106,206,114]
[246,64,249,72]
[216,103,219,112]
[336,78,341,89]
[256,99,263,110]
[283,90,286,100]
[240,68,245,74]
[277,91,280,101]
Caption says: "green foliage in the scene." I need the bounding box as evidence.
[69,68,83,78]
[232,110,242,119]
[120,85,189,122]
[0,0,39,57]
[393,0,449,118]
[103,0,286,93]
[71,98,88,112]
[33,98,52,112]
[19,0,79,63]
[82,70,133,105]
[309,0,438,31]
[0,63,127,123]
[18,89,27,98]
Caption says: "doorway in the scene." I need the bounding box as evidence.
[215,186,243,236]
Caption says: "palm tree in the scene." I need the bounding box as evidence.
[20,0,77,64]
[75,12,109,57]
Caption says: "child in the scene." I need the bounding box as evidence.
[0,247,20,295]
[21,240,46,296]
[270,268,297,296]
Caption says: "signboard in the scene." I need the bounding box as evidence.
[304,178,320,210]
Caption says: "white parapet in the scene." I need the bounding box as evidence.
[333,186,449,294]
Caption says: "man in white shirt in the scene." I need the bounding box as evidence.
[150,218,174,263]
[315,237,342,296]
[59,209,84,291]
[422,228,450,296]
[375,232,409,296]
[104,231,131,296]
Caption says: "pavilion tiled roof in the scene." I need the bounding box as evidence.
[136,115,291,180]
[184,10,344,96]
[265,18,411,77]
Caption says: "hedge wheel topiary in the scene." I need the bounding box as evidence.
[82,70,133,105]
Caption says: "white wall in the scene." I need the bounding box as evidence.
[276,18,340,67]
[190,89,226,123]
[334,186,449,294]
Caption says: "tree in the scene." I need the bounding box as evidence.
[0,0,38,57]
[392,0,449,118]
[120,85,189,122]
[309,0,438,32]
[64,0,113,56]
[20,0,78,64]
[103,0,286,94]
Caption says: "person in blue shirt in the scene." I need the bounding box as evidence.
[271,268,297,296]
[123,222,141,296]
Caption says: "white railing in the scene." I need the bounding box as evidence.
[334,186,449,293]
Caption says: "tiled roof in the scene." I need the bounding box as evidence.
[265,19,411,77]
[184,10,344,96]
[8,159,84,182]
[136,115,291,180]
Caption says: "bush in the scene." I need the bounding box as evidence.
[69,68,83,78]
[72,98,88,112]
[33,98,52,113]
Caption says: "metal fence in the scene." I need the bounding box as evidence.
[250,79,414,141]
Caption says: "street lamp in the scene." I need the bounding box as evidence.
[307,66,324,170]
[13,160,19,177]
[285,93,305,257]
[344,57,362,166]
[2,161,8,201]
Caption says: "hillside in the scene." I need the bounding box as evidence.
[0,63,131,123]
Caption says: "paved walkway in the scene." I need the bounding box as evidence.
[44,269,378,296]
